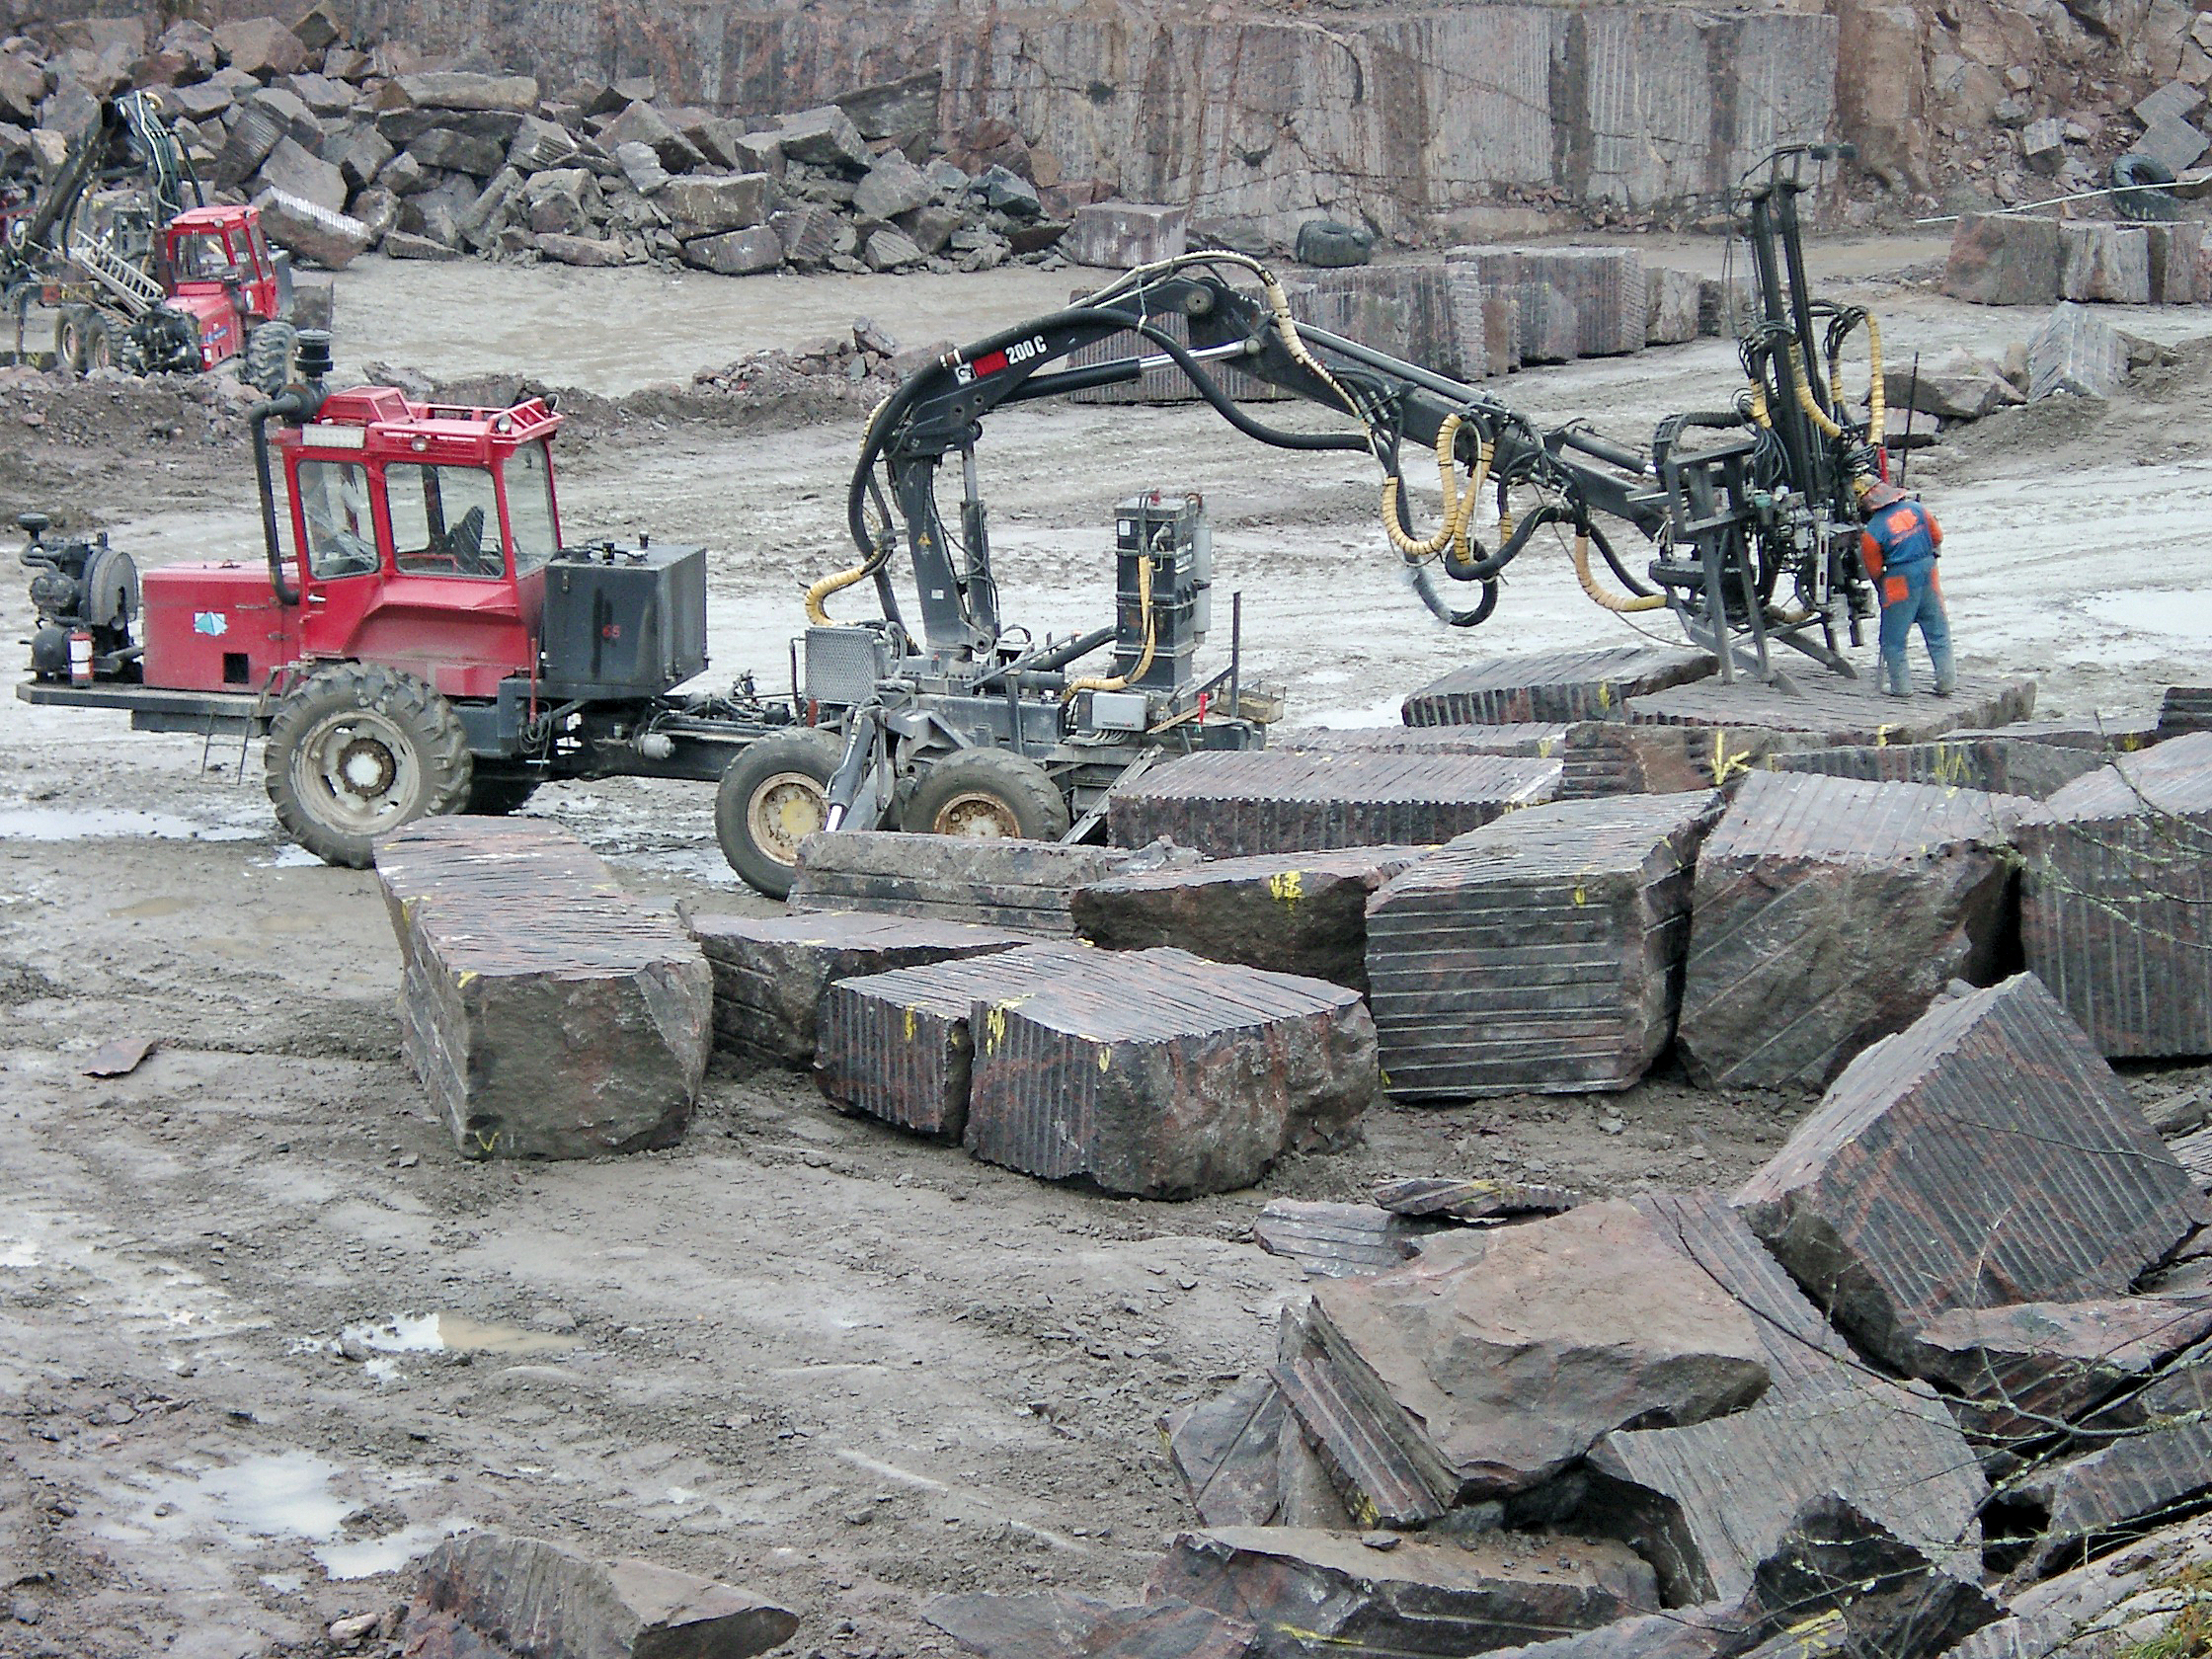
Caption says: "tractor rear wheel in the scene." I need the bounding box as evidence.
[715,728,843,899]
[901,749,1070,841]
[55,306,89,377]
[463,774,540,816]
[79,313,117,375]
[243,321,297,396]
[265,663,474,867]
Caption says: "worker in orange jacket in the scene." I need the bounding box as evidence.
[1857,480,1955,699]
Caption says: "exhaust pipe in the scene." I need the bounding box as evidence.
[247,330,333,606]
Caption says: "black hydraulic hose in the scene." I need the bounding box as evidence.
[250,390,307,605]
[1409,561,1498,627]
[1588,519,1654,597]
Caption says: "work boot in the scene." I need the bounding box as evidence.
[1931,641,1956,698]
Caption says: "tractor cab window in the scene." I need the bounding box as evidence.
[170,230,240,283]
[503,440,559,575]
[386,463,506,579]
[294,460,378,580]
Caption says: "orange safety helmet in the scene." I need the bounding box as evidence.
[1858,480,1907,514]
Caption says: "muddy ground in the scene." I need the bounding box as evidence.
[1,239,2210,1657]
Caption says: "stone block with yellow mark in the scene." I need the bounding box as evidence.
[1071,846,1429,992]
[374,818,712,1159]
[963,947,1376,1197]
[1366,793,1721,1098]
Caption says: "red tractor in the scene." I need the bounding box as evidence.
[19,330,796,868]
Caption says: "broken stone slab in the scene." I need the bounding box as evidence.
[375,820,712,1159]
[1646,267,1701,345]
[2016,732,2212,1057]
[659,171,775,238]
[1880,349,2026,420]
[2160,686,2212,740]
[408,125,508,179]
[2010,1421,2212,1585]
[1944,1509,2212,1658]
[599,101,705,172]
[1064,202,1189,269]
[861,227,925,271]
[2020,116,2069,176]
[536,232,626,268]
[1903,1298,2212,1443]
[406,1532,796,1659]
[963,946,1378,1198]
[1273,724,1569,757]
[1482,1610,1740,1659]
[1150,1528,1660,1658]
[251,188,372,270]
[1402,646,1711,726]
[770,203,855,270]
[815,942,1093,1138]
[2138,116,2210,177]
[1275,1424,1355,1529]
[1367,791,1719,1098]
[1733,973,2206,1371]
[1105,751,1561,859]
[776,104,872,171]
[851,149,931,220]
[1374,1177,1580,1222]
[792,830,1173,934]
[926,1591,1118,1659]
[1767,734,2110,799]
[376,71,539,114]
[835,69,941,142]
[1944,213,2064,305]
[1676,772,2025,1090]
[1631,1189,1862,1403]
[1304,1200,1770,1502]
[1253,1201,1432,1278]
[1739,1493,2002,1658]
[1072,845,1427,993]
[1164,1374,1287,1528]
[682,227,784,276]
[681,909,1029,1066]
[255,133,346,214]
[2137,78,2206,127]
[2149,223,2204,304]
[1623,670,2038,743]
[1584,1379,1988,1608]
[1272,1354,1450,1526]
[2060,222,2152,304]
[2027,301,2129,399]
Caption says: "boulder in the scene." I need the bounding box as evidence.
[974,163,1041,215]
[1163,1374,1288,1527]
[836,69,942,142]
[1903,1297,2212,1442]
[1367,792,1720,1097]
[508,115,582,175]
[1585,1382,1987,1608]
[251,188,372,269]
[1071,845,1426,992]
[2137,78,2205,126]
[211,99,289,188]
[212,16,309,79]
[376,71,539,113]
[861,226,925,270]
[536,232,627,268]
[659,172,775,237]
[338,125,394,193]
[817,943,1098,1137]
[682,909,1028,1066]
[2019,116,2068,175]
[1733,974,2206,1370]
[1304,1201,1770,1501]
[1880,349,2024,420]
[255,133,346,214]
[1732,1494,2000,1656]
[2137,116,2210,176]
[600,100,704,172]
[1676,772,2024,1089]
[347,188,398,247]
[1944,214,2064,306]
[1064,202,1189,269]
[2027,300,2129,399]
[851,149,931,220]
[1402,646,1711,725]
[770,203,855,270]
[374,818,713,1159]
[2148,221,2202,303]
[682,227,784,276]
[1646,267,1701,345]
[409,125,506,179]
[775,104,872,171]
[899,203,964,256]
[961,947,1378,1197]
[2017,733,2212,1056]
[407,1533,796,1659]
[613,140,670,195]
[0,50,46,122]
[1152,1529,1660,1657]
[1105,750,1562,858]
[382,229,464,261]
[377,150,431,196]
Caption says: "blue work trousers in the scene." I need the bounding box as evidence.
[1877,558,1954,696]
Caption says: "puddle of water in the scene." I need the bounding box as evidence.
[342,1311,580,1359]
[110,896,194,918]
[314,1518,472,1580]
[2081,589,2212,645]
[260,846,323,868]
[0,807,261,842]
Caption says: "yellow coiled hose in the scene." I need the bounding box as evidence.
[1380,416,1491,566]
[1065,539,1153,702]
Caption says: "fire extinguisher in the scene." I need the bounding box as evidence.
[68,630,93,684]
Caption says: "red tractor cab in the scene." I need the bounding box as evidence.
[18,331,773,868]
[152,204,293,382]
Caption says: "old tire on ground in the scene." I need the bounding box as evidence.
[463,774,539,816]
[901,748,1071,841]
[265,662,474,868]
[243,321,297,396]
[715,728,843,900]
[2111,153,2183,222]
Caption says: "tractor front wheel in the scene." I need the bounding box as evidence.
[715,728,843,899]
[265,663,474,867]
[243,321,297,396]
[55,306,89,377]
[900,749,1070,841]
[79,313,117,375]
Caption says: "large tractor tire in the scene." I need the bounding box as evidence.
[79,312,117,375]
[462,773,540,816]
[265,663,473,867]
[54,306,89,377]
[901,748,1070,841]
[243,320,297,396]
[715,728,843,899]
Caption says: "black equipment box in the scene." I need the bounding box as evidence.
[539,542,708,698]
